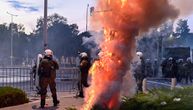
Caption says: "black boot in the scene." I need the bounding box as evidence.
[40,99,45,108]
[78,91,84,98]
[53,96,60,106]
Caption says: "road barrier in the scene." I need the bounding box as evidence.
[142,78,178,94]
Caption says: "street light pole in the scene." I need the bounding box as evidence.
[7,12,17,66]
[43,0,48,50]
[86,4,89,32]
[157,28,164,77]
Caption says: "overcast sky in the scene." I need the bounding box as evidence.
[0,0,193,34]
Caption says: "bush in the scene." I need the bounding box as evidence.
[0,87,29,108]
[66,87,193,110]
[120,87,193,110]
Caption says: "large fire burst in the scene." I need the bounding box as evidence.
[82,0,178,110]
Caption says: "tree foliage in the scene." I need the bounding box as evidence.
[0,23,30,65]
[175,19,190,36]
[34,13,84,57]
[0,13,87,66]
[137,19,193,60]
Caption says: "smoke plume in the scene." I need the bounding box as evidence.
[82,31,103,59]
[82,0,179,110]
[170,0,193,16]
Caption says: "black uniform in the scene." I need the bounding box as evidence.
[134,57,145,92]
[38,56,59,108]
[153,59,158,77]
[183,60,193,84]
[78,56,91,97]
[166,59,177,78]
[177,59,184,83]
[145,59,153,77]
[161,59,168,78]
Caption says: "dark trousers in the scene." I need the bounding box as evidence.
[78,72,89,96]
[185,74,192,84]
[40,76,57,105]
[136,79,143,92]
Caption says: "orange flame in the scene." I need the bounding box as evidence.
[82,0,178,110]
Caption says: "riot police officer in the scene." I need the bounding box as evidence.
[166,57,177,78]
[77,52,91,98]
[145,59,153,77]
[184,58,193,84]
[177,59,184,83]
[153,59,158,77]
[134,52,145,92]
[39,49,59,108]
[161,58,168,78]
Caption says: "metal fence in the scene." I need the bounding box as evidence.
[55,67,80,92]
[0,67,80,94]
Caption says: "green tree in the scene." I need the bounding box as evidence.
[0,23,30,65]
[137,21,174,59]
[172,19,191,46]
[33,13,85,57]
[0,13,88,66]
[175,19,190,36]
